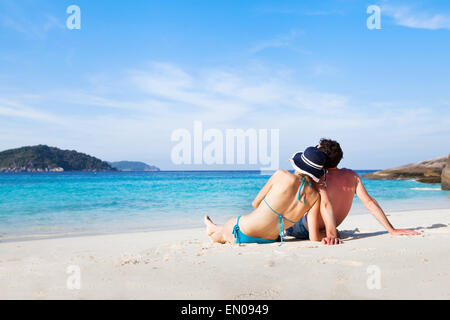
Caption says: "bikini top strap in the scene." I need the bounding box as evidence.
[297,176,312,204]
[297,177,305,202]
[264,197,297,224]
[278,215,284,246]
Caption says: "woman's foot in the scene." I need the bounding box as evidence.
[204,215,219,236]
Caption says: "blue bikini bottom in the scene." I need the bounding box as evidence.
[232,216,280,244]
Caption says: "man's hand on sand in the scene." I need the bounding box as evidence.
[321,236,343,245]
[389,228,420,236]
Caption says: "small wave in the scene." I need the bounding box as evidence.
[410,187,442,191]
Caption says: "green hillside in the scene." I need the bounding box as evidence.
[109,161,160,172]
[0,145,115,172]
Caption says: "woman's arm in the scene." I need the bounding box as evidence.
[316,184,342,245]
[251,170,284,209]
[307,198,326,241]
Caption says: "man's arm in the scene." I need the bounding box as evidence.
[317,185,343,244]
[355,175,420,236]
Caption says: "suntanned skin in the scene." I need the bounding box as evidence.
[306,167,420,242]
[204,170,324,244]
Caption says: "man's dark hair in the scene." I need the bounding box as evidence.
[319,138,343,168]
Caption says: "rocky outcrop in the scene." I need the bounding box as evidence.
[442,155,450,190]
[363,156,447,184]
[0,166,64,173]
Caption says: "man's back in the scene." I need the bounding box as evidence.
[306,138,420,242]
[319,168,358,228]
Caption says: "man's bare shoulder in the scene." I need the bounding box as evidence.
[339,168,358,177]
[338,168,361,186]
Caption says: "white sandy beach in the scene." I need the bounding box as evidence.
[0,208,449,300]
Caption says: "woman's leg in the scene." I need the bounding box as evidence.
[204,215,238,244]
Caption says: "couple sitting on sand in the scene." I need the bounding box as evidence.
[204,139,419,245]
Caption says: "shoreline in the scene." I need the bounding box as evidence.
[2,171,448,245]
[1,207,449,244]
[0,208,449,299]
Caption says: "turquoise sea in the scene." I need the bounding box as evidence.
[0,171,449,241]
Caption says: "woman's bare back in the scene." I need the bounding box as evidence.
[235,170,320,240]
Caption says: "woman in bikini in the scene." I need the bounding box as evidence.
[204,146,329,245]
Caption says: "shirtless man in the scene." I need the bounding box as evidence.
[204,146,342,245]
[286,139,420,244]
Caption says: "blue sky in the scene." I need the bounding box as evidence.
[0,0,449,170]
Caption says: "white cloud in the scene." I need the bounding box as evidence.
[1,14,64,39]
[127,62,351,122]
[0,0,64,39]
[0,61,448,169]
[249,30,307,53]
[382,5,450,30]
[0,98,63,123]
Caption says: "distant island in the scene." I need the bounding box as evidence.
[0,145,115,172]
[362,156,448,184]
[109,161,160,172]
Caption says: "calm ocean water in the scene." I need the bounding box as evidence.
[0,171,449,240]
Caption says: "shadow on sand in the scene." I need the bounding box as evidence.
[283,223,448,242]
[339,223,448,241]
